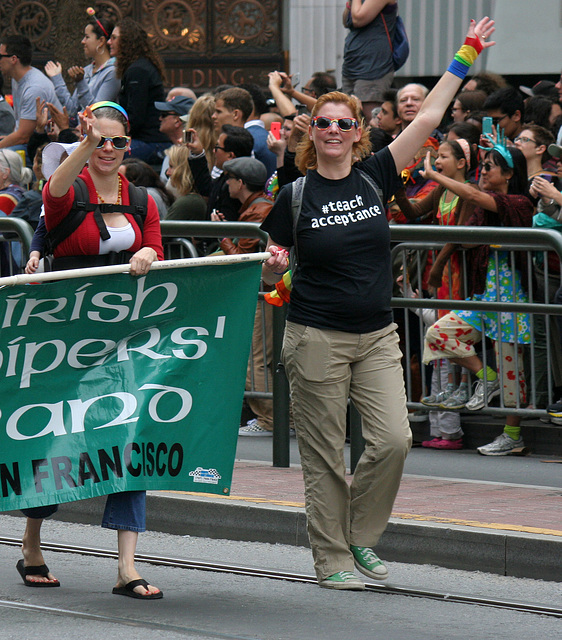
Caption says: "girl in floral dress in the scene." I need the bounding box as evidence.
[395,139,478,448]
[421,143,534,455]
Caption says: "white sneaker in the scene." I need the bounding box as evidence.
[238,419,272,437]
[477,433,524,456]
[465,378,500,411]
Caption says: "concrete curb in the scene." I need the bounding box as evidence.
[10,492,560,583]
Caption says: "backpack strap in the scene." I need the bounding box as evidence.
[43,178,149,256]
[290,175,306,267]
[357,170,384,204]
[127,182,148,236]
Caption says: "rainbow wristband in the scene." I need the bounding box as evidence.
[447,35,484,79]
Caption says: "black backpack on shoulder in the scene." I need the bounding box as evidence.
[43,177,149,270]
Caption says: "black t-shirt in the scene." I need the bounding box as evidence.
[261,147,402,334]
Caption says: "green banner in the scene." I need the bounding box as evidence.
[0,261,262,511]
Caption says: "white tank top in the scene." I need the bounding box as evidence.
[99,223,136,254]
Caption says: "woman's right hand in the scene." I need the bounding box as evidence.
[267,131,286,156]
[79,106,102,147]
[264,245,289,273]
[185,128,203,155]
[44,61,62,77]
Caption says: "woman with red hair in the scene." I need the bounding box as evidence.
[261,18,495,590]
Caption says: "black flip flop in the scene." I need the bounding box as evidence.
[16,559,60,587]
[112,578,163,599]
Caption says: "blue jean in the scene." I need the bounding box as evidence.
[21,491,146,532]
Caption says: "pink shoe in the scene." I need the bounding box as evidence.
[422,438,444,448]
[433,438,463,450]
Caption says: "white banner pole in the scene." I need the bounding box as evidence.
[0,252,272,287]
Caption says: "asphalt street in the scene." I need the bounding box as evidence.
[1,516,561,640]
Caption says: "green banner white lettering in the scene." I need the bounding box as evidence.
[0,261,262,511]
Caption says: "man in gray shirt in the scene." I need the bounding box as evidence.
[0,35,61,150]
[0,74,15,137]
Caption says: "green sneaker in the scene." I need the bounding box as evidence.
[319,571,365,590]
[350,546,389,580]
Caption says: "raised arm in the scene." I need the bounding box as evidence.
[48,107,99,197]
[268,71,297,117]
[351,0,395,29]
[419,151,499,211]
[389,17,495,174]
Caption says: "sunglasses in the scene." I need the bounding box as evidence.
[480,161,497,172]
[214,144,226,151]
[490,115,507,126]
[93,135,131,150]
[159,112,177,119]
[312,116,358,131]
[0,53,15,58]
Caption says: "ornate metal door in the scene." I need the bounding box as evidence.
[1,0,285,91]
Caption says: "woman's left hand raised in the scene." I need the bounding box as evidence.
[469,17,496,49]
[129,247,157,276]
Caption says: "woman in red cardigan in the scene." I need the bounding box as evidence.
[17,102,164,600]
[44,102,163,268]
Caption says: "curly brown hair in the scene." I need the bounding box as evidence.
[295,91,371,175]
[114,17,166,82]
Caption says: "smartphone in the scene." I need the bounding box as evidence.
[482,116,493,136]
[270,122,281,140]
[183,129,193,144]
[540,174,553,182]
[291,72,300,89]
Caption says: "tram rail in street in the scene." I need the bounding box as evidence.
[1,536,560,620]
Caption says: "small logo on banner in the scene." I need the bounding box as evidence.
[189,467,222,484]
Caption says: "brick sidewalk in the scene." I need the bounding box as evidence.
[229,461,562,537]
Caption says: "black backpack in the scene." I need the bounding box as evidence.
[43,177,149,258]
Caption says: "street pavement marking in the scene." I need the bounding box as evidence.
[392,512,562,537]
[160,491,562,536]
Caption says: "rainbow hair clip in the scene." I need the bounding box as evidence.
[480,126,514,168]
[89,101,130,124]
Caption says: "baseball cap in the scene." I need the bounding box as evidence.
[519,81,558,100]
[154,95,194,117]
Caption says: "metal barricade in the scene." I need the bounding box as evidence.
[390,225,562,415]
[159,221,292,467]
[0,218,34,276]
[348,225,562,470]
[161,222,562,469]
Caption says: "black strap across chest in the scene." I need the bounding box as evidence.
[43,177,148,256]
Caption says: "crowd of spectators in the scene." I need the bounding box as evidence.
[0,12,561,450]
